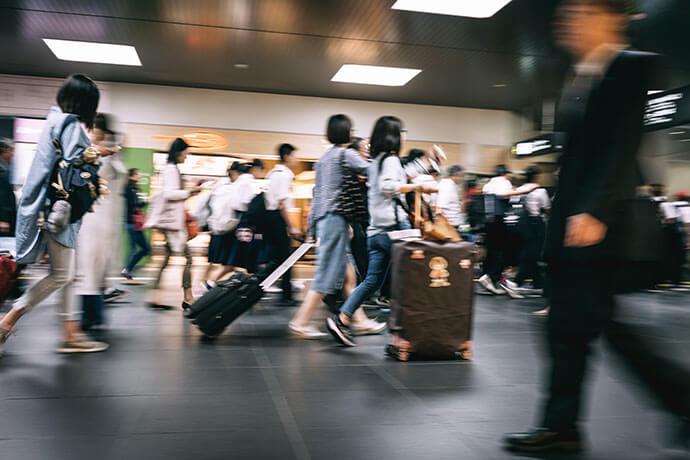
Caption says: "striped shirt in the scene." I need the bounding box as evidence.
[308,146,370,234]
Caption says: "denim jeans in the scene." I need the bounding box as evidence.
[125,224,151,274]
[311,213,349,295]
[340,232,393,318]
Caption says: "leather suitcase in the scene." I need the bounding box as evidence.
[387,239,478,361]
[186,242,313,338]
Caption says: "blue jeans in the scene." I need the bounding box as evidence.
[340,232,393,318]
[125,224,151,274]
[311,214,349,295]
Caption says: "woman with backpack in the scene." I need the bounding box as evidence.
[145,138,201,311]
[326,116,436,347]
[0,74,109,356]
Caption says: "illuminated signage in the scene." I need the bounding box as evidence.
[512,132,565,157]
[154,131,228,150]
[644,85,690,130]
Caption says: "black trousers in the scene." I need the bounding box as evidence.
[542,263,690,430]
[484,220,508,284]
[350,222,369,283]
[515,217,546,289]
[263,211,292,301]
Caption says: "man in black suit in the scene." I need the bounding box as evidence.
[504,0,689,454]
[0,138,16,236]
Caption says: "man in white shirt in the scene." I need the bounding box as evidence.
[264,144,301,304]
[437,165,465,227]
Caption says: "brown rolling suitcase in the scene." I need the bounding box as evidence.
[387,239,478,361]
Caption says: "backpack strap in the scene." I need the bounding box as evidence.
[51,114,79,160]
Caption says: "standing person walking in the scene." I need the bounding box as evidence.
[289,114,381,338]
[0,74,108,355]
[504,1,689,454]
[145,138,200,311]
[437,165,465,228]
[263,144,302,305]
[326,116,436,346]
[121,168,151,281]
[0,138,16,237]
[75,113,128,329]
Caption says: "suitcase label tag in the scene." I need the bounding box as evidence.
[411,250,425,260]
[429,257,451,288]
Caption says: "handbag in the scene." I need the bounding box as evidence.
[132,208,146,231]
[611,197,671,293]
[414,193,461,242]
[334,149,368,224]
[185,211,200,241]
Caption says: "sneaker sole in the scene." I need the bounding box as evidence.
[326,317,355,347]
[353,324,387,336]
[506,441,583,453]
[56,345,109,354]
[501,286,525,299]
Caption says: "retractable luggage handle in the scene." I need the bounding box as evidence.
[259,242,314,290]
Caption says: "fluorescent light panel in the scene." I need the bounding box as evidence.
[43,39,142,66]
[331,64,421,87]
[391,0,512,18]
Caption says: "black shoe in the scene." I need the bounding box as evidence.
[503,428,584,453]
[104,288,130,303]
[148,302,172,311]
[182,301,192,311]
[326,314,355,347]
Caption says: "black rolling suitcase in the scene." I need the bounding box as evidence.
[186,242,313,337]
[386,240,478,361]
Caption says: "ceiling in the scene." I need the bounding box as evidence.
[0,0,688,113]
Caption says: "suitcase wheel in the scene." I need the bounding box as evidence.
[385,344,397,358]
[459,349,472,360]
[397,350,410,362]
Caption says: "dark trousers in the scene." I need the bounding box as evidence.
[350,222,369,283]
[125,225,151,274]
[515,217,546,288]
[542,263,690,430]
[484,220,508,283]
[81,294,104,328]
[263,211,293,301]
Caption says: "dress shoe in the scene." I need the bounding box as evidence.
[503,427,584,453]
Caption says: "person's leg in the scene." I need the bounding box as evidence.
[350,223,369,282]
[182,243,193,303]
[339,234,391,319]
[1,236,76,331]
[604,313,690,419]
[213,265,235,282]
[541,265,610,430]
[484,221,505,284]
[153,232,172,290]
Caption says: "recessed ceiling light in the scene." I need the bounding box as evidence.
[670,131,686,135]
[492,83,508,88]
[331,64,422,87]
[43,39,142,66]
[234,63,249,69]
[648,90,664,95]
[391,0,512,18]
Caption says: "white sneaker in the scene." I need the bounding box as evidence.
[291,280,306,290]
[353,318,387,336]
[533,307,550,316]
[288,322,327,339]
[479,274,505,295]
[500,280,525,299]
[264,285,283,293]
[192,282,209,298]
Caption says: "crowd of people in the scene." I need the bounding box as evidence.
[0,1,689,455]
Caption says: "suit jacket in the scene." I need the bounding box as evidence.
[545,49,657,264]
[0,159,16,235]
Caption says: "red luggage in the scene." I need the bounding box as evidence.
[0,255,18,304]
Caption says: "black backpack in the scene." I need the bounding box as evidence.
[47,117,102,224]
[244,192,268,233]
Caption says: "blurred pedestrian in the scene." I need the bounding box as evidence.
[145,138,200,311]
[0,138,16,237]
[504,0,689,454]
[122,168,151,281]
[1,74,108,355]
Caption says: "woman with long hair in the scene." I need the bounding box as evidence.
[289,114,385,338]
[145,138,200,310]
[326,116,436,346]
[0,74,108,355]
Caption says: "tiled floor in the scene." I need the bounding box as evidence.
[0,265,688,460]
